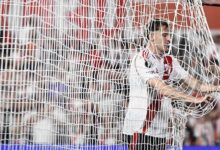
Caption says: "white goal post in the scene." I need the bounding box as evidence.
[0,0,219,150]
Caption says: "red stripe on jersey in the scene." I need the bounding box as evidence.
[129,132,138,150]
[142,55,173,133]
[142,98,162,133]
[163,55,173,80]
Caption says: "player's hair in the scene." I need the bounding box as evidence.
[145,19,169,40]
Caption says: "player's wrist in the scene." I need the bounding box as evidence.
[183,95,194,103]
[216,86,220,92]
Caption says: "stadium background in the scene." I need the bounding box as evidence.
[0,0,220,150]
[183,2,220,149]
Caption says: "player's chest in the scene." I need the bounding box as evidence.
[149,56,173,80]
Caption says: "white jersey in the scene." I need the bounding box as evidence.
[123,49,188,138]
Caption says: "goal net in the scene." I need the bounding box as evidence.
[0,0,218,150]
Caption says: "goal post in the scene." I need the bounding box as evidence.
[0,0,219,150]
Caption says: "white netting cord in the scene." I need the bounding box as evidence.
[0,0,219,149]
[169,0,219,117]
[167,109,188,150]
[0,0,128,145]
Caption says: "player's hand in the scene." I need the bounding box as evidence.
[195,95,214,104]
[216,86,220,92]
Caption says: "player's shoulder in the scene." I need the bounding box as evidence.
[141,49,150,60]
[135,49,151,61]
[133,49,156,69]
[131,50,149,66]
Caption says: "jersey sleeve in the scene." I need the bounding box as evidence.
[134,54,159,83]
[171,57,188,81]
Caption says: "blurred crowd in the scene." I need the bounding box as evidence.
[1,1,220,147]
[183,33,220,146]
[0,17,134,145]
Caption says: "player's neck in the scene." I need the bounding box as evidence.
[147,43,163,59]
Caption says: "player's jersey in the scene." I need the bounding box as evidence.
[123,49,188,138]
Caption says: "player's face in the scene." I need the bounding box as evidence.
[152,25,170,54]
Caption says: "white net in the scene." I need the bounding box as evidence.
[0,0,219,150]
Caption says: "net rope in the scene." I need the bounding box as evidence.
[0,0,219,149]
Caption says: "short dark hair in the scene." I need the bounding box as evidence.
[145,19,169,39]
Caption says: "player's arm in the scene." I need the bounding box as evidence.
[181,75,220,93]
[209,64,220,85]
[147,78,211,103]
[172,57,220,93]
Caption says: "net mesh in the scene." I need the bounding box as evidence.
[0,0,219,149]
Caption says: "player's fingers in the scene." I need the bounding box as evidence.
[206,95,214,102]
[196,96,208,103]
[195,97,205,103]
[201,95,214,104]
[194,95,212,103]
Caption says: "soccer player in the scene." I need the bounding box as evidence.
[123,19,220,150]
